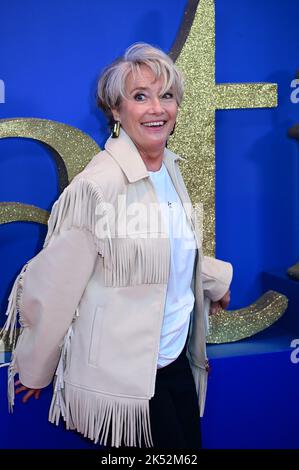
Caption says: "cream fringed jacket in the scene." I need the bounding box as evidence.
[1,129,232,448]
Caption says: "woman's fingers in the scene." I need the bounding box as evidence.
[15,384,29,395]
[210,290,231,314]
[210,301,221,315]
[14,380,42,402]
[220,290,231,309]
[22,389,37,403]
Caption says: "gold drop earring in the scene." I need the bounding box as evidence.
[111,120,120,138]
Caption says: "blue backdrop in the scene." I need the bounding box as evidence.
[0,0,299,449]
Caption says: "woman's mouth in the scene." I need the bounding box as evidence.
[141,120,166,128]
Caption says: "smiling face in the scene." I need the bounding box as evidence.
[112,65,178,165]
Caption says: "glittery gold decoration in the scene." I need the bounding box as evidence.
[169,0,287,343]
[287,260,299,281]
[206,291,288,343]
[0,202,49,225]
[169,0,277,256]
[0,118,100,225]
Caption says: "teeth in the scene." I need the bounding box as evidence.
[142,121,165,127]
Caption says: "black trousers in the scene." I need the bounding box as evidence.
[106,340,202,450]
[148,341,202,449]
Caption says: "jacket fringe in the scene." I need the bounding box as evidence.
[0,360,17,413]
[0,262,31,413]
[50,384,153,448]
[103,238,169,287]
[0,262,29,347]
[44,178,108,257]
[44,177,169,286]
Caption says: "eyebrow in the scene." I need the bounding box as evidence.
[128,86,174,95]
[129,86,149,94]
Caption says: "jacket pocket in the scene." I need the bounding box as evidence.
[88,305,104,367]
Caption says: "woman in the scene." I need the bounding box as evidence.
[1,43,232,449]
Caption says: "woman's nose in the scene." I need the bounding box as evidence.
[149,97,164,114]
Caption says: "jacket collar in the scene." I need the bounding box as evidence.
[105,128,182,183]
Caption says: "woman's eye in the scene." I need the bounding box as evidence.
[162,92,173,99]
[134,93,146,101]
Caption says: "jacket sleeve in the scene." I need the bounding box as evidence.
[13,226,97,389]
[202,255,233,302]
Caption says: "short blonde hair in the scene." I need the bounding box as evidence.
[97,42,184,124]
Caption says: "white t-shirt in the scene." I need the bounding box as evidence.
[148,163,196,368]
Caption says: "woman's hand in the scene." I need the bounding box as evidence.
[209,289,231,315]
[15,379,42,403]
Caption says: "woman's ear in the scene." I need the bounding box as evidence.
[111,108,120,122]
